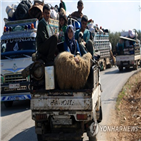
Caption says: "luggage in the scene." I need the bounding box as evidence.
[14,0,32,20]
[6,5,15,18]
[29,3,43,20]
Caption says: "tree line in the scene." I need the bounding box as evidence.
[109,30,141,52]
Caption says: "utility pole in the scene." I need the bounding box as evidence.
[139,5,141,11]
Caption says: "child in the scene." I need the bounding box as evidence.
[64,25,81,56]
[58,14,67,42]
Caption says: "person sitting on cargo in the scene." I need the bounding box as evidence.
[75,15,94,56]
[59,0,66,12]
[69,0,84,22]
[64,25,81,56]
[36,4,57,64]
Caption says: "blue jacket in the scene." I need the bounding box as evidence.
[64,40,81,56]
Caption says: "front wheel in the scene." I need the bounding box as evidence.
[4,101,13,108]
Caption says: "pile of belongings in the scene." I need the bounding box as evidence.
[5,0,59,21]
[121,30,138,39]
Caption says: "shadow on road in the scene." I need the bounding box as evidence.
[1,100,30,117]
[9,126,37,141]
[104,68,135,75]
[102,97,117,105]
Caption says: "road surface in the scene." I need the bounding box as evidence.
[1,67,139,141]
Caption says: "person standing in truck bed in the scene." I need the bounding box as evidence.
[59,0,66,12]
[36,4,57,64]
[69,0,84,22]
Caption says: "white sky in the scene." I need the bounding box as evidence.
[0,0,141,37]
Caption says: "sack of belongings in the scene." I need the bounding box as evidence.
[14,0,32,20]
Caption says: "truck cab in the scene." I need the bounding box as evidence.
[1,18,38,107]
[116,36,141,71]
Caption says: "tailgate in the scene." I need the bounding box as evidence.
[31,92,92,110]
[116,55,134,61]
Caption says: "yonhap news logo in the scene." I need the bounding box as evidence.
[98,125,138,132]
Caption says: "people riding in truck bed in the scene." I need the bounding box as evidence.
[36,4,57,64]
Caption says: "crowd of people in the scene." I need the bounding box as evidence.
[36,0,94,65]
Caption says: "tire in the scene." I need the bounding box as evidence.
[103,61,106,70]
[97,106,102,123]
[4,101,13,108]
[107,64,112,68]
[89,136,97,141]
[125,67,130,70]
[133,64,138,70]
[37,134,44,141]
[118,66,123,72]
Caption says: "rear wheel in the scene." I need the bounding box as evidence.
[37,134,44,141]
[118,66,123,72]
[107,64,112,68]
[133,64,138,70]
[89,136,97,141]
[103,61,106,70]
[125,66,130,70]
[4,101,13,108]
[97,106,102,123]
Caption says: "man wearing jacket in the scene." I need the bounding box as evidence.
[36,4,57,64]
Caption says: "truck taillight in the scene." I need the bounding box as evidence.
[31,23,34,29]
[77,114,87,120]
[4,26,6,32]
[35,114,47,120]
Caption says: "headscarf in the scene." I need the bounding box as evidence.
[65,25,77,54]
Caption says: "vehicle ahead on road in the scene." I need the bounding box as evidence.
[94,28,113,71]
[1,18,38,108]
[116,35,141,71]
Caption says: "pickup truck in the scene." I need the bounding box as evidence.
[27,60,102,141]
[116,36,141,71]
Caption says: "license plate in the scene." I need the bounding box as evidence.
[9,83,20,89]
[51,118,72,125]
[123,62,128,65]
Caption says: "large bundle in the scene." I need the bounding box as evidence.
[14,0,32,20]
[28,2,43,20]
[54,52,92,89]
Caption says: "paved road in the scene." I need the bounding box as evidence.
[1,67,139,141]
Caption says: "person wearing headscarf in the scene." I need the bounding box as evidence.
[64,25,81,56]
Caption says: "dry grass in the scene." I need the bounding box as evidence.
[107,71,141,141]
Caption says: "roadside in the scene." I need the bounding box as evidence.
[107,70,141,141]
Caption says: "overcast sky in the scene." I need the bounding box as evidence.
[0,0,141,37]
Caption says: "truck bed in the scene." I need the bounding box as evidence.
[30,86,100,111]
